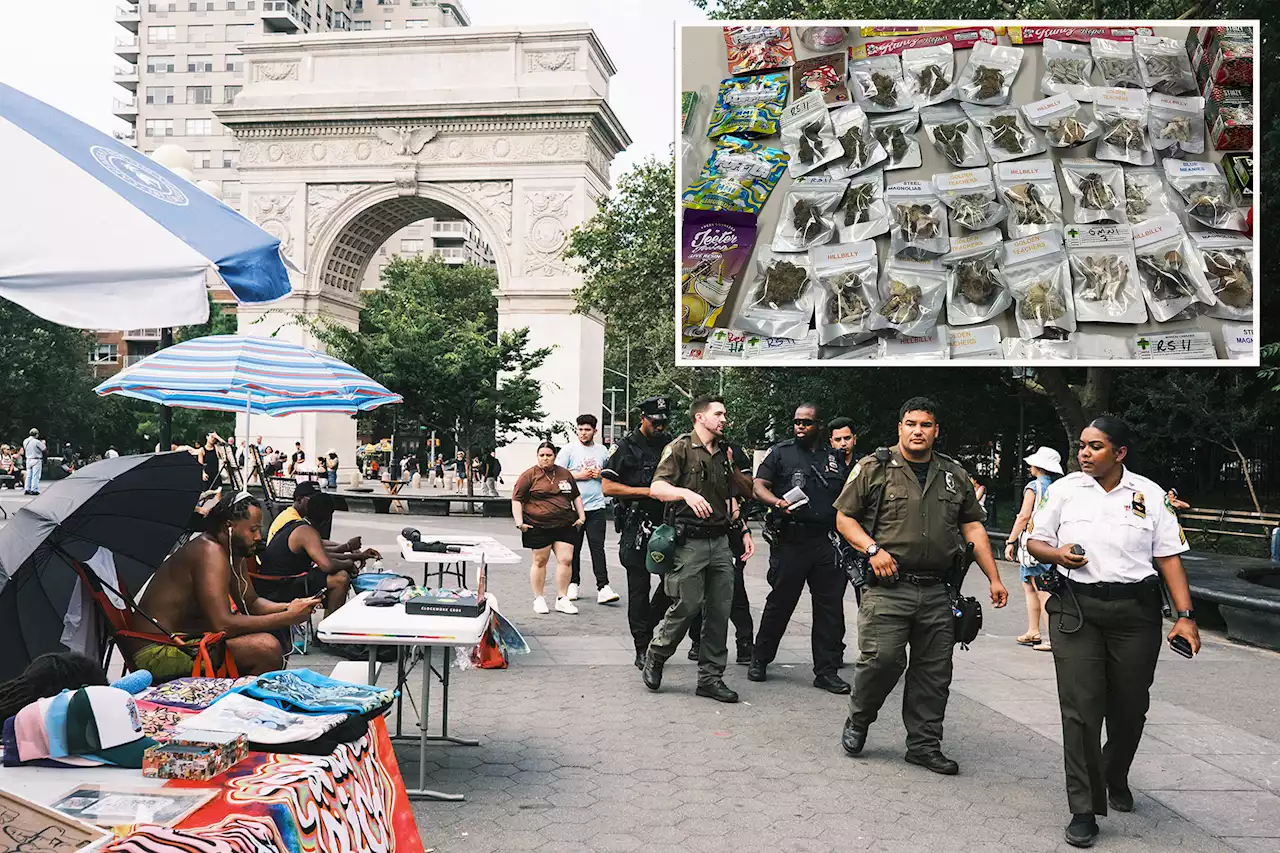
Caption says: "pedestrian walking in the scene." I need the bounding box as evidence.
[1026,416,1200,849]
[289,442,306,477]
[512,441,587,615]
[836,397,1007,774]
[602,396,676,669]
[481,450,502,497]
[557,415,620,605]
[1004,447,1063,651]
[22,428,45,495]
[452,451,467,494]
[104,445,119,460]
[326,450,340,489]
[641,395,755,703]
[433,456,445,489]
[749,403,851,694]
[199,432,223,485]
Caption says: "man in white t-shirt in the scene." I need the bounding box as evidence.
[105,446,120,459]
[556,415,619,604]
[22,428,46,495]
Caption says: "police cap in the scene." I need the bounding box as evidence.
[638,396,670,423]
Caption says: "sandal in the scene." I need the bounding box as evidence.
[1017,633,1041,645]
[1033,642,1052,652]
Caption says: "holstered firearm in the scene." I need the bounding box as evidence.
[944,541,976,595]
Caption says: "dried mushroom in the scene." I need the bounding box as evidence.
[950,194,993,229]
[1077,172,1118,211]
[797,122,827,166]
[1076,254,1128,301]
[934,121,971,164]
[955,257,1001,304]
[868,71,901,108]
[1203,249,1252,309]
[969,65,1007,101]
[986,113,1028,153]
[759,260,809,307]
[839,181,876,226]
[1018,280,1068,321]
[1046,58,1090,86]
[894,202,941,242]
[915,64,951,98]
[1003,183,1054,226]
[1156,116,1193,144]
[822,272,871,324]
[874,124,911,163]
[879,279,924,324]
[1124,179,1151,219]
[838,125,873,166]
[1185,181,1232,224]
[790,198,828,243]
[1136,249,1198,302]
[1102,118,1146,156]
[1048,116,1089,146]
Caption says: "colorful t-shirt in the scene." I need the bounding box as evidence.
[227,669,396,716]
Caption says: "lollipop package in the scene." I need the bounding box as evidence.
[708,73,790,138]
[963,103,1045,163]
[956,42,1024,106]
[680,209,757,341]
[1093,87,1153,166]
[1132,215,1215,322]
[871,255,948,337]
[1163,159,1247,232]
[886,180,950,260]
[780,92,842,178]
[1003,229,1076,338]
[942,228,1011,326]
[901,43,956,107]
[835,167,890,243]
[934,167,1007,231]
[850,55,913,113]
[996,159,1063,239]
[1063,223,1147,324]
[1192,230,1253,321]
[1041,39,1094,101]
[1060,158,1127,224]
[737,248,815,340]
[681,135,788,215]
[811,240,880,345]
[724,26,796,75]
[771,176,846,252]
[922,103,987,168]
[869,109,922,170]
[1022,93,1101,148]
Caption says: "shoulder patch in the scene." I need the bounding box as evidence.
[846,461,862,484]
[660,443,674,462]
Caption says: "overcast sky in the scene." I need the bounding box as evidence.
[0,0,708,184]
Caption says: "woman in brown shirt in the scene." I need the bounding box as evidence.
[512,442,586,615]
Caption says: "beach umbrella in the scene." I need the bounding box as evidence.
[0,82,291,330]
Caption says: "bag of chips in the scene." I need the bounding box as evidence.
[934,166,1006,231]
[956,42,1024,106]
[1134,34,1197,95]
[811,240,879,345]
[963,103,1045,163]
[886,180,950,260]
[737,248,815,340]
[869,109,922,171]
[1163,159,1248,232]
[1041,38,1094,101]
[902,43,956,108]
[1004,230,1076,338]
[1192,230,1253,321]
[1092,37,1142,88]
[850,55,913,113]
[723,26,796,75]
[1060,158,1127,224]
[1093,87,1153,166]
[825,103,887,179]
[781,92,842,178]
[1148,93,1205,158]
[792,52,849,107]
[835,167,889,243]
[1122,167,1175,224]
[1063,223,1147,324]
[1022,93,1101,148]
[680,209,757,341]
[942,228,1011,326]
[870,255,947,337]
[681,135,788,215]
[708,73,789,138]
[1132,215,1215,323]
[996,159,1063,239]
[771,176,846,252]
[922,103,987,168]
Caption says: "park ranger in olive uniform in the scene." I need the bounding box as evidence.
[835,397,1008,775]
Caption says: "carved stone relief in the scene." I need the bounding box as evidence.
[526,51,577,72]
[251,192,296,259]
[523,190,573,277]
[306,184,373,247]
[240,133,590,169]
[253,62,299,82]
[437,182,512,244]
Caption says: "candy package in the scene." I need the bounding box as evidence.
[1093,87,1152,166]
[792,52,850,107]
[1122,167,1174,224]
[869,109,922,170]
[850,55,913,113]
[811,240,879,345]
[1192,230,1253,321]
[870,255,947,337]
[1132,215,1215,322]
[708,73,789,138]
[681,135,788,215]
[934,167,1006,231]
[922,103,987,168]
[1041,39,1094,101]
[798,26,848,51]
[826,104,888,179]
[1060,158,1127,224]
[1003,230,1076,337]
[1091,38,1142,88]
[996,159,1063,239]
[1163,159,1247,232]
[942,228,1011,326]
[886,180,950,260]
[1134,35,1196,95]
[780,92,842,178]
[1148,93,1205,157]
[835,167,889,243]
[771,176,845,252]
[902,44,956,107]
[963,103,1045,163]
[724,26,795,75]
[1064,223,1147,324]
[1022,93,1101,148]
[956,42,1023,106]
[680,209,757,341]
[737,248,815,340]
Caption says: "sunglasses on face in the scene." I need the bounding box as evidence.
[794,418,816,426]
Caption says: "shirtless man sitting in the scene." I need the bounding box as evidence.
[125,492,320,680]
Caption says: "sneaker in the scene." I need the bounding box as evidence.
[597,585,620,604]
[567,583,580,601]
[533,596,549,614]
[554,597,579,615]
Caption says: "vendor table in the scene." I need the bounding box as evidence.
[395,532,520,588]
[317,591,495,802]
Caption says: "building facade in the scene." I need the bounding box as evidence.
[360,218,495,289]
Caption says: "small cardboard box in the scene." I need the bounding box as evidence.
[1207,94,1253,152]
[1222,153,1253,204]
[143,733,246,781]
[405,589,486,618]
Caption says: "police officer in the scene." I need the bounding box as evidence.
[601,396,674,670]
[642,395,755,702]
[748,403,850,694]
[829,417,857,467]
[1026,416,1200,849]
[835,396,1007,774]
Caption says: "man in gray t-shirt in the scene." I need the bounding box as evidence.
[22,428,46,495]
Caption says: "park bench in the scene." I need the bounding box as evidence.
[1178,553,1280,651]
[335,491,512,518]
[1177,506,1280,551]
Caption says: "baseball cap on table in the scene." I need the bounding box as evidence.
[638,396,670,423]
[14,696,54,762]
[65,686,158,768]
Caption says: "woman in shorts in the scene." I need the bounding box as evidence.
[512,441,585,616]
[1004,446,1063,652]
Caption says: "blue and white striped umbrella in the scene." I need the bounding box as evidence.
[0,83,291,330]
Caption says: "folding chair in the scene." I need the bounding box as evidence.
[246,557,316,660]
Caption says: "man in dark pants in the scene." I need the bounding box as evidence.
[602,397,674,668]
[747,403,850,694]
[558,415,619,604]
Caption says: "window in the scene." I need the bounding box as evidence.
[377,0,398,5]
[187,54,213,72]
[222,180,241,201]
[227,23,255,41]
[91,344,119,364]
[145,86,174,104]
[223,150,239,168]
[383,20,392,29]
[401,239,424,254]
[148,26,176,43]
[225,55,245,72]
[405,19,428,28]
[186,118,213,136]
[352,20,370,30]
[187,24,215,42]
[144,118,174,137]
[352,0,363,10]
[187,86,213,105]
[190,150,212,168]
[224,85,242,103]
[147,55,175,72]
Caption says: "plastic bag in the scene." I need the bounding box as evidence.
[826,103,887,179]
[996,159,1062,239]
[963,103,1045,163]
[737,248,815,340]
[811,240,879,345]
[1132,215,1215,322]
[1134,35,1197,95]
[1092,38,1141,88]
[922,103,987,168]
[869,109,922,171]
[934,166,1006,231]
[902,43,956,108]
[1149,93,1205,157]
[680,209,757,341]
[780,91,842,178]
[886,180,950,260]
[708,73,789,138]
[1060,158,1127,224]
[771,176,845,252]
[798,26,848,51]
[1023,93,1101,148]
[724,26,796,75]
[1164,159,1248,232]
[1192,231,1253,321]
[956,42,1023,106]
[1122,167,1174,224]
[1064,224,1147,324]
[1041,39,1094,101]
[850,55,913,113]
[942,229,1010,326]
[1004,230,1076,337]
[835,167,889,243]
[1094,87,1153,166]
[870,255,947,337]
[681,135,788,215]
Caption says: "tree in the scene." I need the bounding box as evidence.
[1024,368,1113,469]
[176,296,239,342]
[0,299,100,448]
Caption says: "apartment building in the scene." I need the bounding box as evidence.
[361,219,496,290]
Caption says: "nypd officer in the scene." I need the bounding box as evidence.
[1027,416,1200,849]
[601,396,674,669]
[835,397,1007,774]
[748,403,851,694]
[642,395,755,702]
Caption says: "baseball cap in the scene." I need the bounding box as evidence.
[14,697,53,762]
[65,686,158,768]
[295,481,322,499]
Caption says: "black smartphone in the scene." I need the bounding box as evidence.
[1169,635,1194,658]
[1070,544,1086,556]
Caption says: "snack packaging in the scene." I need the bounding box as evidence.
[681,135,788,214]
[1063,223,1147,324]
[1222,153,1253,206]
[886,180,950,260]
[1131,215,1215,322]
[849,55,912,114]
[956,42,1023,106]
[942,228,1011,325]
[736,248,815,340]
[1203,37,1254,88]
[1122,167,1175,224]
[1022,93,1101,148]
[996,159,1063,239]
[1133,34,1196,95]
[771,176,846,252]
[679,86,711,187]
[798,26,848,50]
[1003,230,1076,337]
[1011,26,1152,46]
[1041,39,1094,101]
[934,167,1006,231]
[723,26,795,75]
[850,26,999,59]
[870,254,947,337]
[680,209,757,341]
[1163,159,1247,232]
[834,167,889,243]
[1207,93,1252,152]
[780,92,842,178]
[1093,87,1153,166]
[1191,230,1253,321]
[792,52,850,107]
[811,240,879,345]
[1060,158,1127,224]
[680,91,699,135]
[826,103,888,179]
[869,109,922,170]
[1148,93,1206,157]
[921,103,987,168]
[1091,38,1142,88]
[963,103,1045,163]
[901,43,956,108]
[707,73,789,138]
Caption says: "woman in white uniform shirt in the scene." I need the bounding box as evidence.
[1027,416,1200,849]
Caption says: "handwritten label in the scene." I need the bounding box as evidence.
[1133,331,1215,360]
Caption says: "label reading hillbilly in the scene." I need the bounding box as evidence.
[1008,26,1153,45]
[849,27,998,59]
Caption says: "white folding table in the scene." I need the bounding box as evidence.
[395,533,520,589]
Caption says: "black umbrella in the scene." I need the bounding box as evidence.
[0,452,202,681]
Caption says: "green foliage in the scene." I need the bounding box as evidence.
[176,296,238,342]
[0,300,99,448]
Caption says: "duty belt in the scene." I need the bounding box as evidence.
[899,573,946,586]
[681,524,729,539]
[1065,576,1159,600]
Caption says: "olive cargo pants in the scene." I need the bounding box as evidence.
[648,536,735,684]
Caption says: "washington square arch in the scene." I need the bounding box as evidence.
[217,25,629,475]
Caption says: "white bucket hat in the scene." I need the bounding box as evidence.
[1024,447,1063,475]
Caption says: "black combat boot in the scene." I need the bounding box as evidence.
[841,717,868,756]
[642,652,664,691]
[695,680,739,703]
[1064,813,1099,848]
[735,640,753,665]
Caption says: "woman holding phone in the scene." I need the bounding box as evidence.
[512,441,586,615]
[1026,416,1200,849]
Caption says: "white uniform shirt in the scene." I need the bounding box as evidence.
[1028,468,1188,584]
